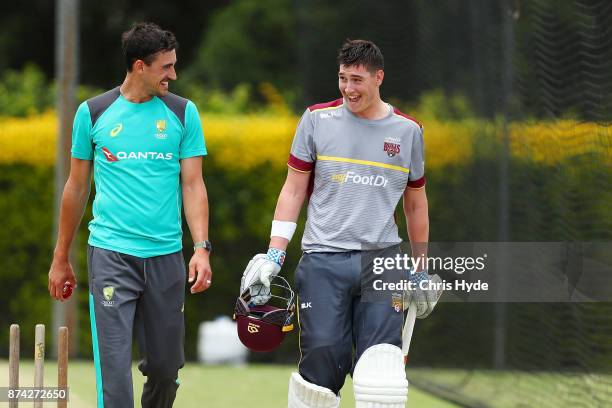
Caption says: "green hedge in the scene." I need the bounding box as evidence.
[0,147,609,368]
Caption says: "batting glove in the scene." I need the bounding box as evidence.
[403,269,443,319]
[240,248,286,305]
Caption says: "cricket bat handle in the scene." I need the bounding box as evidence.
[402,301,417,358]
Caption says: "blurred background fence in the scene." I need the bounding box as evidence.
[0,1,610,407]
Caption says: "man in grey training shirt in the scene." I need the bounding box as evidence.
[241,39,441,408]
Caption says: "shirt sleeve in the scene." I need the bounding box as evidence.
[407,126,426,188]
[70,102,94,160]
[179,101,207,159]
[287,109,315,172]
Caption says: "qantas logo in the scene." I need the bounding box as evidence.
[101,147,119,162]
[117,151,173,160]
[101,148,173,162]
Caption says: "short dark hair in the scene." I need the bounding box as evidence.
[337,39,384,72]
[122,22,178,71]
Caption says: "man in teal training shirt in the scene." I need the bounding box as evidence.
[48,22,212,407]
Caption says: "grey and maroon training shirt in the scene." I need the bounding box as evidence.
[288,98,425,253]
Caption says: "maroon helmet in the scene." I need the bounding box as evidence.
[234,275,295,352]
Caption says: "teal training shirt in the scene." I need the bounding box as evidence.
[71,87,207,257]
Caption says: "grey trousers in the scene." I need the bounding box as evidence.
[295,246,405,395]
[87,245,186,408]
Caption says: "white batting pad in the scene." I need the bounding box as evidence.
[288,372,340,408]
[353,344,408,408]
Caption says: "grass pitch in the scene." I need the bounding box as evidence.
[409,368,612,407]
[0,360,457,407]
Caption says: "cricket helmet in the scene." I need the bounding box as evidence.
[234,275,295,352]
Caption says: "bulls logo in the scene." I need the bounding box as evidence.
[392,293,403,313]
[384,142,401,157]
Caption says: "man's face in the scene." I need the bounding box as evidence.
[140,49,177,97]
[338,64,384,117]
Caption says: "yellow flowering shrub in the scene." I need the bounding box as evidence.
[0,113,609,169]
[0,113,298,169]
[202,114,297,170]
[422,120,482,169]
[0,112,57,166]
[509,120,612,165]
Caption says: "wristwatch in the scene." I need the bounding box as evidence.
[193,240,212,253]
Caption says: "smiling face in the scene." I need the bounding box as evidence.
[135,49,177,97]
[338,64,384,119]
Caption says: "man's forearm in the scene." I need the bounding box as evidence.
[269,185,306,251]
[54,181,91,260]
[406,206,429,271]
[182,180,209,244]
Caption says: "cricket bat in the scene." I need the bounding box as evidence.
[402,300,417,363]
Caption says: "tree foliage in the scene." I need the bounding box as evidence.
[185,0,297,99]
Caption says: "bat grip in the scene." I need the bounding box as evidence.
[402,300,417,357]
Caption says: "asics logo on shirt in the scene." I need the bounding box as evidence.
[110,123,123,137]
[331,171,389,187]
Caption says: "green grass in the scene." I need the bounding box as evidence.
[0,360,457,407]
[4,362,610,407]
[409,368,612,407]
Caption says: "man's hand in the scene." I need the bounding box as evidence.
[188,250,212,294]
[403,270,443,319]
[48,158,91,302]
[240,248,285,305]
[48,257,77,302]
